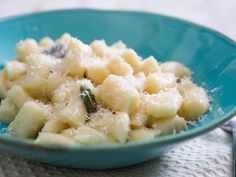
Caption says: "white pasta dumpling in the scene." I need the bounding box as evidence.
[16,39,39,62]
[57,33,73,47]
[55,97,86,127]
[8,101,50,138]
[46,70,67,98]
[7,75,25,91]
[86,59,110,84]
[121,49,141,73]
[97,75,140,114]
[130,112,147,129]
[177,77,195,91]
[148,115,187,135]
[87,109,130,144]
[62,127,112,144]
[107,56,133,76]
[0,98,18,124]
[67,38,92,57]
[111,41,127,51]
[86,108,112,133]
[39,37,54,48]
[145,88,183,118]
[145,72,177,94]
[63,49,86,78]
[124,72,146,92]
[35,132,77,145]
[41,117,69,134]
[129,128,159,142]
[106,112,130,143]
[141,56,160,76]
[5,61,26,81]
[21,54,59,100]
[160,61,191,78]
[178,85,209,121]
[90,40,108,58]
[7,85,33,109]
[0,70,9,98]
[130,96,148,128]
[52,81,80,103]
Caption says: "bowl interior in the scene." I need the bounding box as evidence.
[0,9,236,144]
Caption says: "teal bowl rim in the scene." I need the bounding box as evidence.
[0,9,236,152]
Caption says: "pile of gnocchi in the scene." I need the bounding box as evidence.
[0,34,210,145]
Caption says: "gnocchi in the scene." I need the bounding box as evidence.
[0,34,210,145]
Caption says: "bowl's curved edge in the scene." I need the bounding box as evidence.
[0,8,235,46]
[0,9,235,152]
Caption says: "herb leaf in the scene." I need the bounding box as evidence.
[80,86,97,114]
[42,43,66,58]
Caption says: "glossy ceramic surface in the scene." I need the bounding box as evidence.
[0,9,235,169]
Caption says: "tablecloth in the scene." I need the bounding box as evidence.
[0,1,235,176]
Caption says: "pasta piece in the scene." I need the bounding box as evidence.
[141,56,160,76]
[57,33,73,46]
[63,49,86,78]
[145,72,177,94]
[107,112,130,143]
[35,133,76,145]
[86,59,110,84]
[124,72,146,92]
[130,95,148,128]
[129,128,158,142]
[16,39,39,62]
[107,57,133,76]
[90,40,108,58]
[56,98,86,127]
[130,111,147,129]
[0,70,9,98]
[178,86,209,121]
[0,98,18,124]
[7,85,33,109]
[41,117,69,133]
[111,41,127,51]
[46,70,67,98]
[39,37,54,48]
[7,75,25,90]
[21,54,59,100]
[177,78,195,91]
[121,49,141,73]
[5,61,26,81]
[97,75,140,114]
[8,101,49,138]
[52,81,80,103]
[86,108,112,133]
[160,61,191,78]
[148,115,187,135]
[62,127,112,144]
[145,88,183,118]
[67,38,92,57]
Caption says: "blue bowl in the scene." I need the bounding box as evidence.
[0,9,235,169]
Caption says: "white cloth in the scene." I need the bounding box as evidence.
[0,1,234,176]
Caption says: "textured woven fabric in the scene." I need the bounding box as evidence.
[0,128,232,177]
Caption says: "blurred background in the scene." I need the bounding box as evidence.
[0,0,236,40]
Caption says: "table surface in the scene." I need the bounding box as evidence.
[0,1,235,177]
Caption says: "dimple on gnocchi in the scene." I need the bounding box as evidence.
[0,34,210,145]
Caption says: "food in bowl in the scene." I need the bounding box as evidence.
[0,33,210,145]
